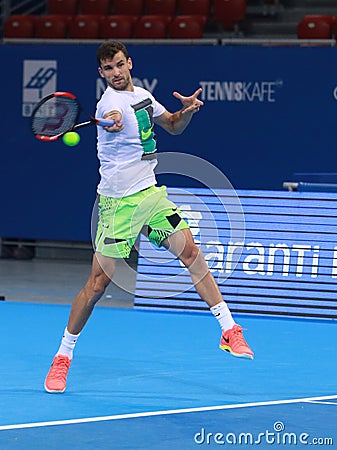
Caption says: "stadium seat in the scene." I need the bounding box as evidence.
[99,15,136,38]
[69,14,102,38]
[145,0,176,16]
[35,15,70,39]
[48,0,79,15]
[213,0,246,30]
[3,15,36,38]
[297,15,337,39]
[168,15,204,38]
[133,15,167,38]
[177,0,210,17]
[113,0,144,16]
[79,0,111,15]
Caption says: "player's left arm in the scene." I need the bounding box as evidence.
[154,88,203,135]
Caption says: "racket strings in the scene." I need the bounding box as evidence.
[31,97,80,137]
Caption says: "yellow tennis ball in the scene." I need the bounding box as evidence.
[62,131,80,146]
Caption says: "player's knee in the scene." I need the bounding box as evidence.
[94,276,110,296]
[88,275,110,304]
[180,243,201,268]
[92,283,106,299]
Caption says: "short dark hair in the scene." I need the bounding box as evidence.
[96,40,128,65]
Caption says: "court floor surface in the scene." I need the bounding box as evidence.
[0,301,336,449]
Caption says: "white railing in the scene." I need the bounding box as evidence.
[2,37,336,46]
[221,37,336,46]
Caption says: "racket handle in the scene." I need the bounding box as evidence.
[96,118,115,127]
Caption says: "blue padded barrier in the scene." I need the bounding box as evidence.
[134,188,337,319]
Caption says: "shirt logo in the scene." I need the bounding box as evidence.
[141,126,153,140]
[131,98,156,157]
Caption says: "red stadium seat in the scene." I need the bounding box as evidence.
[113,0,144,15]
[48,0,79,15]
[177,0,210,17]
[3,15,36,38]
[35,15,70,38]
[99,15,137,38]
[69,14,102,38]
[133,15,167,38]
[168,15,204,38]
[297,15,337,39]
[213,0,246,30]
[79,0,111,15]
[145,0,176,16]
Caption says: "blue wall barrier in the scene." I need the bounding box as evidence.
[1,44,337,241]
[135,188,337,319]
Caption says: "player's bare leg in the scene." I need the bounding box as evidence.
[164,229,254,360]
[67,253,116,334]
[45,253,116,393]
[163,228,223,307]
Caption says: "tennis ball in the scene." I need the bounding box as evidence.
[62,131,80,146]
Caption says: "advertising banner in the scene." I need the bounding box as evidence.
[135,187,337,319]
[1,44,337,241]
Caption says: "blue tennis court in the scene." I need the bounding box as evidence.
[0,301,336,449]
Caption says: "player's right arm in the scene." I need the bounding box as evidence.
[103,110,124,132]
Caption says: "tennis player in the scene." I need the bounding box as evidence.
[44,40,254,393]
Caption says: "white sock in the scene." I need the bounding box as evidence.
[210,302,236,331]
[56,328,80,359]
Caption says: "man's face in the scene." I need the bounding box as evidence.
[98,51,133,91]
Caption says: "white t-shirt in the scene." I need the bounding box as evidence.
[95,86,166,198]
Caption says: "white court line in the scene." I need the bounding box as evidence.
[307,400,337,405]
[1,394,336,432]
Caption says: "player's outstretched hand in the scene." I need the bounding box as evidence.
[173,88,204,114]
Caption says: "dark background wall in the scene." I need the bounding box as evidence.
[1,43,336,241]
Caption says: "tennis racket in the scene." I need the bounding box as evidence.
[30,91,115,142]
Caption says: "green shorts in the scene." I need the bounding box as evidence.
[95,185,189,258]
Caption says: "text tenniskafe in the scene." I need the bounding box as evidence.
[199,80,283,102]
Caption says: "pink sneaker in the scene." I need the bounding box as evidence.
[44,355,72,393]
[219,325,254,360]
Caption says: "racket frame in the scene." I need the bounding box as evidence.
[30,91,114,142]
